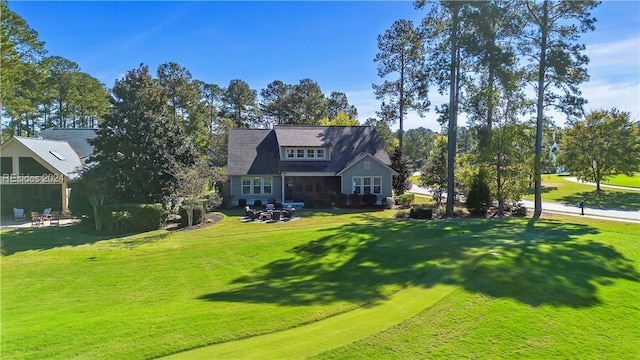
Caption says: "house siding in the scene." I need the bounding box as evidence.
[229,175,283,205]
[339,156,394,202]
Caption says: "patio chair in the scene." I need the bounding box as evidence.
[13,208,25,221]
[49,211,61,226]
[283,208,296,219]
[41,208,53,221]
[245,208,260,221]
[31,212,43,227]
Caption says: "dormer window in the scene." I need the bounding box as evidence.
[283,147,329,160]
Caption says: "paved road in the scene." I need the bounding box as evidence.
[519,200,640,223]
[409,185,640,223]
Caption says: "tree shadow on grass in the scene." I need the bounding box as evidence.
[559,190,640,211]
[0,225,133,256]
[199,216,639,308]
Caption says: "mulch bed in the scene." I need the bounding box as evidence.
[166,212,224,231]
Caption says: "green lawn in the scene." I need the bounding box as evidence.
[2,210,639,359]
[523,174,640,210]
[603,173,640,188]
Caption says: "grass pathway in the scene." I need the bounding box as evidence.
[164,263,461,359]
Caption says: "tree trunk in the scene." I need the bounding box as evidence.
[533,0,549,220]
[399,54,405,151]
[446,5,460,217]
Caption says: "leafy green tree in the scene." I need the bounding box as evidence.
[403,127,437,168]
[1,0,46,140]
[373,19,428,150]
[416,0,473,217]
[517,0,599,218]
[289,78,327,125]
[89,64,198,203]
[390,146,413,195]
[420,135,448,207]
[319,112,359,126]
[222,79,260,128]
[364,118,398,155]
[157,62,210,153]
[558,109,640,192]
[466,168,491,216]
[326,91,358,120]
[463,1,519,153]
[173,158,219,228]
[260,80,291,126]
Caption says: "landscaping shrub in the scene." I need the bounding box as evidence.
[362,193,377,206]
[98,203,165,234]
[410,206,433,220]
[253,199,262,208]
[384,197,396,209]
[466,170,491,216]
[274,202,284,210]
[179,206,203,227]
[336,193,348,207]
[396,193,415,208]
[348,193,362,206]
[267,198,276,204]
[238,198,247,208]
[304,198,331,208]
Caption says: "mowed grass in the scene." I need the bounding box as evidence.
[523,174,640,210]
[2,209,639,359]
[603,173,640,188]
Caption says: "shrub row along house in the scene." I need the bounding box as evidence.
[0,125,394,216]
[227,125,397,207]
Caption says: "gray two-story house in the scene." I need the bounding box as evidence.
[227,125,397,206]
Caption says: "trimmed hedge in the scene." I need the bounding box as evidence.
[410,206,433,220]
[336,193,348,207]
[362,193,377,206]
[179,206,203,227]
[396,193,415,208]
[238,199,247,208]
[348,193,362,206]
[253,200,263,208]
[99,203,165,234]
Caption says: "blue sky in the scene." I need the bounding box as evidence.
[11,1,640,131]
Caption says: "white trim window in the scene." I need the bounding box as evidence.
[283,147,328,160]
[242,176,273,195]
[352,176,382,195]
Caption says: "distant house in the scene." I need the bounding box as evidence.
[0,128,96,216]
[227,125,397,206]
[549,141,565,173]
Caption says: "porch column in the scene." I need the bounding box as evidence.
[61,181,69,212]
[281,173,285,204]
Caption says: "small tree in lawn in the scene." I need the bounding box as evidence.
[390,146,413,195]
[559,109,640,193]
[173,158,220,228]
[420,135,448,207]
[73,166,108,232]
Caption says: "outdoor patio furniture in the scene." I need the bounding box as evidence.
[245,208,260,220]
[41,208,53,222]
[31,212,43,227]
[271,210,281,221]
[49,212,60,226]
[283,208,296,219]
[13,208,25,221]
[260,212,272,221]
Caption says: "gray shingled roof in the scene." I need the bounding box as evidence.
[36,128,97,159]
[13,137,84,179]
[228,126,391,175]
[227,129,281,175]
